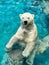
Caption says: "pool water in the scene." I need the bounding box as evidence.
[0,0,49,65]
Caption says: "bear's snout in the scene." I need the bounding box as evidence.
[24,21,27,25]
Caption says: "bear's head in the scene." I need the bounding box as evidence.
[19,12,34,26]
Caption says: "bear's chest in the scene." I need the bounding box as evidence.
[23,29,29,36]
[22,29,31,42]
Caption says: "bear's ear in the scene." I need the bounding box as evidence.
[32,14,34,18]
[19,14,22,17]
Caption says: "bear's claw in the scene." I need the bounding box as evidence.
[5,47,12,53]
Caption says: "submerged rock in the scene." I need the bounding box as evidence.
[1,35,49,65]
[43,1,49,15]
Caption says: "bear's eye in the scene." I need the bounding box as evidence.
[22,17,24,19]
[27,17,30,19]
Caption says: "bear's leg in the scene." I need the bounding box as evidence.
[22,42,35,57]
[5,35,19,51]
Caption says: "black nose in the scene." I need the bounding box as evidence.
[24,21,27,25]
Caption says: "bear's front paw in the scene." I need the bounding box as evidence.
[22,51,29,57]
[5,45,12,52]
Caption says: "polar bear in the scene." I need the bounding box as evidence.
[5,12,38,57]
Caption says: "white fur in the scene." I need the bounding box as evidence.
[6,12,38,57]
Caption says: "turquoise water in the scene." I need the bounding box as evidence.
[0,0,49,65]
